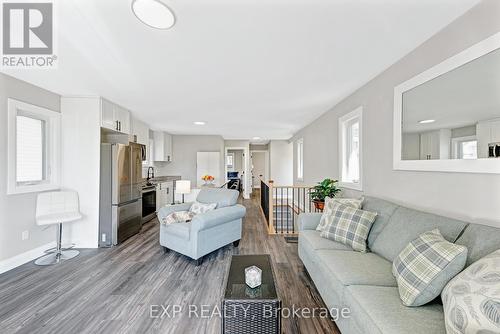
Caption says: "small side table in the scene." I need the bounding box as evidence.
[222,255,281,334]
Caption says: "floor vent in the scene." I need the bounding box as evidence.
[284,236,298,243]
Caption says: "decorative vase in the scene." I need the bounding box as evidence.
[245,265,262,289]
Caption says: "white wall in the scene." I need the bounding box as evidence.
[269,140,293,186]
[292,0,500,227]
[61,97,101,248]
[155,135,225,186]
[251,151,268,188]
[0,73,61,263]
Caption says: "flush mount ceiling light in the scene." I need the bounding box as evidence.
[418,119,436,124]
[252,137,262,140]
[193,121,206,125]
[132,0,175,30]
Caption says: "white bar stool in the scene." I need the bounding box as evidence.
[35,191,82,266]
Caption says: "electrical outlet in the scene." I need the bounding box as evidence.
[21,230,29,241]
[101,233,106,242]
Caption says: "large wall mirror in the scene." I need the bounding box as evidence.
[394,32,500,174]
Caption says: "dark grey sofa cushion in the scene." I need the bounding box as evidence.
[363,196,399,248]
[455,223,500,266]
[370,206,468,262]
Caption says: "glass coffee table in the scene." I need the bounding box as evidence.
[222,254,281,334]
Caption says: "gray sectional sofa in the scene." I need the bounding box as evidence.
[298,196,500,334]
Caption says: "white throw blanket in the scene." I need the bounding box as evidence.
[160,211,195,225]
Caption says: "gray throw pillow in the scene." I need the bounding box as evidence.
[442,249,500,334]
[392,229,468,307]
[189,201,217,214]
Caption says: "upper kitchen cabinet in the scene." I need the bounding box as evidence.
[153,131,173,162]
[114,105,130,134]
[100,98,130,134]
[419,129,451,160]
[477,119,500,158]
[131,117,149,145]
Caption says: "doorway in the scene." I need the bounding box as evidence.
[225,147,250,198]
[251,151,269,188]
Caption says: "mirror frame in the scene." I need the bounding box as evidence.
[393,31,500,174]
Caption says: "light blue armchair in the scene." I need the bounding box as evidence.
[157,188,246,265]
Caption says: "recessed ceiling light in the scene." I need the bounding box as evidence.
[193,121,206,125]
[132,0,175,30]
[418,119,436,124]
[252,137,262,140]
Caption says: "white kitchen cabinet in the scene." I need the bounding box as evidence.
[419,129,451,160]
[490,120,500,142]
[165,133,173,160]
[477,119,500,158]
[114,105,130,134]
[156,181,174,208]
[100,99,115,130]
[419,131,440,160]
[100,98,130,134]
[131,117,149,145]
[153,131,173,162]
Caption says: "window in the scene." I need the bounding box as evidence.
[339,107,362,190]
[16,116,46,183]
[459,140,478,160]
[296,138,304,181]
[226,153,234,169]
[7,98,61,194]
[452,136,478,160]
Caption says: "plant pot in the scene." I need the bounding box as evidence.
[313,200,325,211]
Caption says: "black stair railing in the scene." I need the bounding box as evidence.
[259,179,315,235]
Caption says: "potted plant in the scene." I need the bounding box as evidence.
[309,178,341,211]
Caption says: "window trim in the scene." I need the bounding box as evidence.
[296,138,304,181]
[451,135,477,160]
[338,107,363,191]
[7,98,61,195]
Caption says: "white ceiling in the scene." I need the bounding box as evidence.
[2,0,480,140]
[403,48,500,133]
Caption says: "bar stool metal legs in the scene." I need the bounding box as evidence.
[35,223,80,266]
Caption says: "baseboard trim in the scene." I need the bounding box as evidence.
[0,241,56,274]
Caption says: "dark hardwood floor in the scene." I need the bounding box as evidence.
[0,193,339,334]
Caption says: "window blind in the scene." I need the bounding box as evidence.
[16,115,45,183]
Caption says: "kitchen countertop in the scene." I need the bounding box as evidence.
[143,176,181,184]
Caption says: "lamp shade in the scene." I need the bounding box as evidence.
[176,180,191,194]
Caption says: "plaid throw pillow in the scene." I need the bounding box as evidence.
[392,229,468,307]
[316,197,365,232]
[319,202,377,252]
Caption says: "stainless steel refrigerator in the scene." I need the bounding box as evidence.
[99,142,144,246]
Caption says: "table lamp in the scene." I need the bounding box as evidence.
[176,180,191,203]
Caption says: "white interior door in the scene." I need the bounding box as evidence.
[197,152,221,187]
